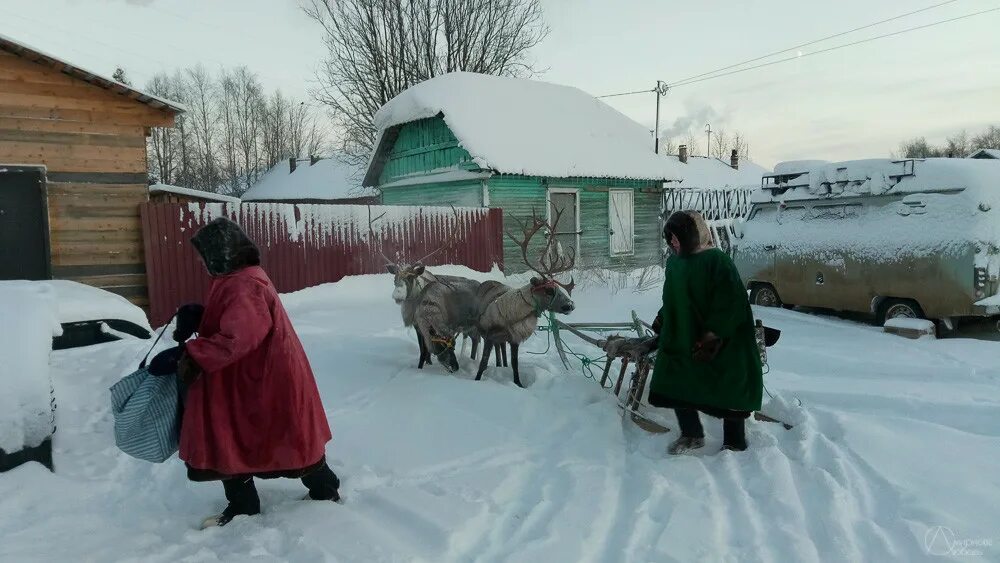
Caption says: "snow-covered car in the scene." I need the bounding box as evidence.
[45,280,152,350]
[733,158,1000,327]
[0,282,60,473]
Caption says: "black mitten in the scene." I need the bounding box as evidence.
[651,313,663,335]
[148,345,184,376]
[173,303,204,343]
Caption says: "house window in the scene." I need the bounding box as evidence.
[609,189,635,256]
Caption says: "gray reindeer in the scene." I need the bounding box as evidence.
[388,262,483,368]
[475,208,577,387]
[413,276,517,374]
[370,206,495,369]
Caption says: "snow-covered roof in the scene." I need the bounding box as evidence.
[968,148,1000,159]
[242,157,374,202]
[367,72,683,184]
[149,184,240,203]
[0,33,185,114]
[664,155,769,189]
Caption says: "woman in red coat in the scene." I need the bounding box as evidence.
[177,217,337,528]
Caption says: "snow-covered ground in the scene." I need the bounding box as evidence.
[1,268,998,562]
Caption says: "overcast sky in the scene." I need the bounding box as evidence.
[2,0,998,168]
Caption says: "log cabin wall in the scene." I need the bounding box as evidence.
[0,48,176,308]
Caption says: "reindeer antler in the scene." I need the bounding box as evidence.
[505,206,577,294]
[367,205,394,265]
[414,204,463,265]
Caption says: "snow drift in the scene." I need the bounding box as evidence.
[0,282,60,453]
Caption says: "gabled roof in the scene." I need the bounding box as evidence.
[968,148,1000,159]
[365,72,683,185]
[663,155,769,189]
[242,157,374,202]
[148,184,240,203]
[0,33,185,114]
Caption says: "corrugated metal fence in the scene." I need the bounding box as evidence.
[140,202,504,326]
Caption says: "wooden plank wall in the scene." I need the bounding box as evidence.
[0,49,174,308]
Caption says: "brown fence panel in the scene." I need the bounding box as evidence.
[140,203,505,326]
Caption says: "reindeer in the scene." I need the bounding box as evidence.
[370,206,491,369]
[474,208,577,387]
[388,262,483,368]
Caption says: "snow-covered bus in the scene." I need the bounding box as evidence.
[732,158,1000,327]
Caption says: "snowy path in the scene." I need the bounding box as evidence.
[1,270,998,562]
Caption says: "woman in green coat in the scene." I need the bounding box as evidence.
[650,211,763,454]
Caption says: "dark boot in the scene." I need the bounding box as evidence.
[668,408,706,455]
[722,418,748,452]
[203,477,261,528]
[301,462,342,502]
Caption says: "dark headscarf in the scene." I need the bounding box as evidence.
[190,217,261,276]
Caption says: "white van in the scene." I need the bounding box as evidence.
[732,158,1000,327]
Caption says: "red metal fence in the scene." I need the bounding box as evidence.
[140,202,505,326]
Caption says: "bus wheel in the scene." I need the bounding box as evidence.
[749,284,782,308]
[877,298,925,325]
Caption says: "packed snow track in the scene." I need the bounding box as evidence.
[1,269,997,562]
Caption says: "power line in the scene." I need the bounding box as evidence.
[593,0,980,101]
[670,0,964,86]
[596,87,655,99]
[669,6,1000,89]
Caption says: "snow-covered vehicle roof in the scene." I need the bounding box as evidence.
[738,158,1000,260]
[663,155,769,189]
[756,158,1000,203]
[44,280,151,331]
[774,160,830,175]
[367,72,683,183]
[149,184,240,203]
[242,157,373,202]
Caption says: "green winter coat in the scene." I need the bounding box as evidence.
[650,248,763,412]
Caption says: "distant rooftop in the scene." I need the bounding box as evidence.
[148,184,239,203]
[242,157,373,202]
[968,148,1000,160]
[662,155,769,189]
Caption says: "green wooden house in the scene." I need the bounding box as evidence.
[364,72,682,271]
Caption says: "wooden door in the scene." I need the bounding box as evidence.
[548,190,579,262]
[609,189,634,255]
[0,166,50,280]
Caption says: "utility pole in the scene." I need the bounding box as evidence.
[654,81,662,154]
[653,81,669,154]
[705,123,713,158]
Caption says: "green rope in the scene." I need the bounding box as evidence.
[529,313,618,389]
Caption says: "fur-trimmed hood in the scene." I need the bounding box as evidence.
[190,218,261,276]
[664,210,714,257]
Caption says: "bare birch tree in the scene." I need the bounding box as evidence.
[731,131,750,161]
[711,128,729,159]
[684,131,702,156]
[303,0,549,165]
[145,65,329,196]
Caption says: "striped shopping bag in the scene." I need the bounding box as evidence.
[109,317,180,463]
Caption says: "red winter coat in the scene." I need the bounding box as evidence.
[180,266,331,477]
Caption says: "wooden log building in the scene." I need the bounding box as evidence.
[0,35,183,308]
